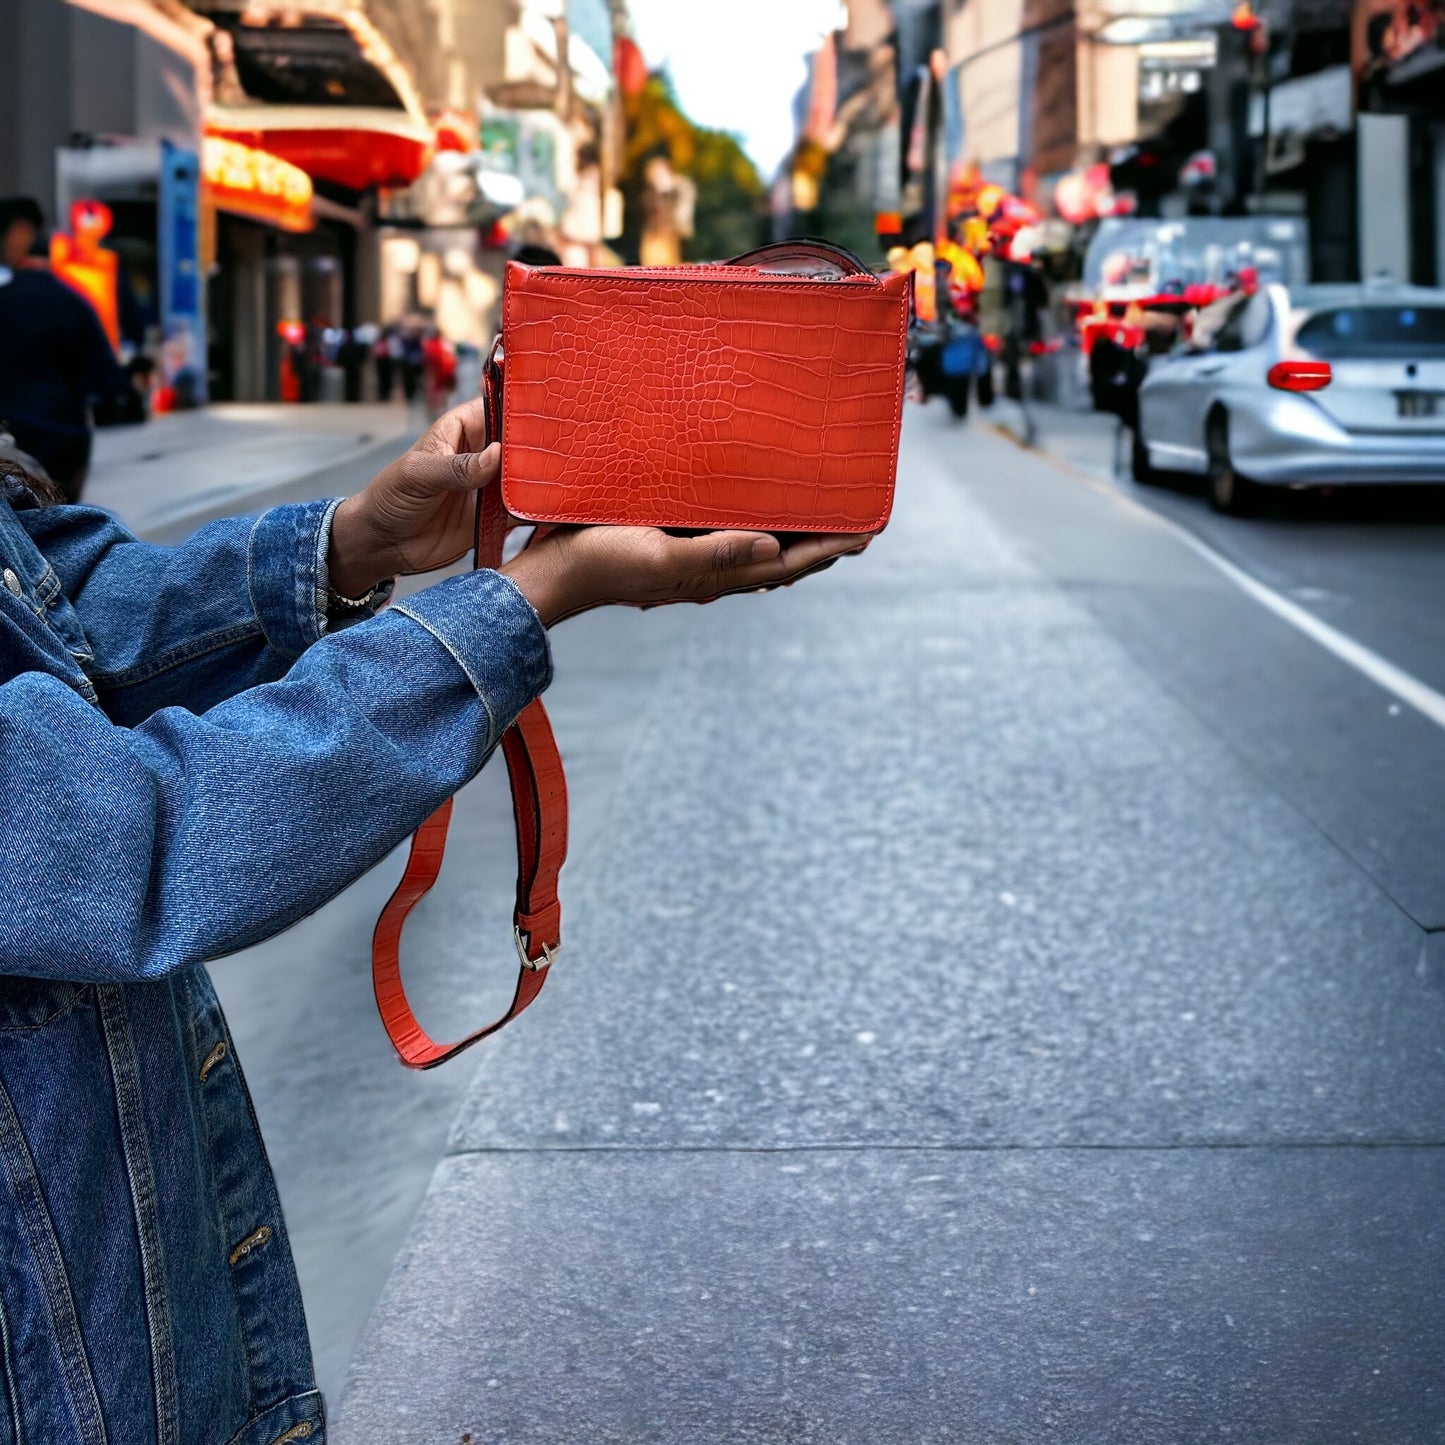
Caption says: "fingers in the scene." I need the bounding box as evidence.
[399,441,501,495]
[638,529,872,602]
[709,530,872,592]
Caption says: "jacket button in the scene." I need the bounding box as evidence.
[2,570,20,596]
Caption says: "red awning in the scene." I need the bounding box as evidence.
[208,106,433,191]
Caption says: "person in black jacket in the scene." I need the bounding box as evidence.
[0,197,130,503]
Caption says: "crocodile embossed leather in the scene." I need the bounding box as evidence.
[499,254,910,533]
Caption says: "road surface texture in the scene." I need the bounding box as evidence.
[1015,400,1445,697]
[315,405,1445,1442]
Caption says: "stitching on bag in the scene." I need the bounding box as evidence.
[882,270,910,517]
[501,272,908,533]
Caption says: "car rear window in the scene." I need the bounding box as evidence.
[1295,305,1445,357]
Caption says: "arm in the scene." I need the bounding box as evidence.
[19,499,345,725]
[19,395,514,724]
[0,571,550,982]
[3,395,869,982]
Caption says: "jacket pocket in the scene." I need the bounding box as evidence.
[0,977,90,1033]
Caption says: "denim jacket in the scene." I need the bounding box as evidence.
[0,489,550,1445]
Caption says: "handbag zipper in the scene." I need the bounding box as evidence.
[527,265,877,284]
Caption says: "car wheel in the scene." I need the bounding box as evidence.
[1131,429,1162,486]
[1206,412,1258,515]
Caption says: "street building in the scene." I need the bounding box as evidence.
[0,0,213,396]
[0,0,627,402]
[782,0,1445,289]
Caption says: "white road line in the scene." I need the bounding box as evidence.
[1164,522,1445,731]
[1049,444,1445,732]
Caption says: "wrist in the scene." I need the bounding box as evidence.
[327,495,396,598]
[500,548,578,628]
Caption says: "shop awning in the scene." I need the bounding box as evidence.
[207,105,434,191]
[206,10,434,191]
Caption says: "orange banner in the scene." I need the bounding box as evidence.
[202,135,313,233]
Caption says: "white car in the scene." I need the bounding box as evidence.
[1134,282,1445,512]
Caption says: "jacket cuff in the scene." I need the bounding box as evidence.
[391,570,553,750]
[246,499,339,659]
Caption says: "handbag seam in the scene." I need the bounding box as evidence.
[500,269,908,534]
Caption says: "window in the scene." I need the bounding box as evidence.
[1189,295,1247,352]
[1187,291,1271,354]
[1238,292,1273,350]
[1295,305,1445,357]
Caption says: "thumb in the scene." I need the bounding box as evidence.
[403,441,501,495]
[703,531,782,572]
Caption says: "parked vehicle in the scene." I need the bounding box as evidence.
[1134,282,1445,512]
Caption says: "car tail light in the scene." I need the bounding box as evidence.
[1268,360,1331,392]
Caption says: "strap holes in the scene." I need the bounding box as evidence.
[199,1040,228,1083]
[228,1224,272,1266]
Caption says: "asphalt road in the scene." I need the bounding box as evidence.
[325,407,1445,1442]
[1026,400,1445,696]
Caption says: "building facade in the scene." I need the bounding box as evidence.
[0,0,213,392]
[1,0,624,402]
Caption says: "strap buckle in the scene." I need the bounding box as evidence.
[514,926,558,973]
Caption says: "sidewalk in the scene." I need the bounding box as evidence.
[332,411,1445,1442]
[88,402,420,542]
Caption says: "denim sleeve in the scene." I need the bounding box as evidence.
[0,570,551,982]
[17,499,351,724]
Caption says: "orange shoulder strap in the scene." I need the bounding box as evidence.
[371,359,567,1069]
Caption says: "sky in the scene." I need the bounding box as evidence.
[623,0,847,177]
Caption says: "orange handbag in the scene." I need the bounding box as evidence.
[372,241,910,1068]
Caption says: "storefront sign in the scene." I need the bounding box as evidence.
[480,118,521,173]
[202,135,314,232]
[160,142,207,402]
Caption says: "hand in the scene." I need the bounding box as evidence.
[501,526,871,628]
[327,397,496,597]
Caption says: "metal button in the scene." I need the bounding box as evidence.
[2,569,20,596]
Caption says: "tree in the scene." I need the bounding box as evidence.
[620,73,766,263]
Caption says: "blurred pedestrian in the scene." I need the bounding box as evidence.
[337,328,368,403]
[0,196,45,269]
[422,327,457,417]
[298,321,325,404]
[376,323,401,401]
[399,325,424,404]
[0,394,868,1443]
[0,215,130,502]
